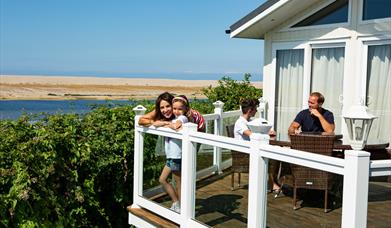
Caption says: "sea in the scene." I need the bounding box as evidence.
[0,72,263,120]
[0,100,137,120]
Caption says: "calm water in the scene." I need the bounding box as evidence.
[0,100,136,120]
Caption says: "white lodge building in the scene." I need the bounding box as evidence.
[128,1,391,227]
[229,0,390,143]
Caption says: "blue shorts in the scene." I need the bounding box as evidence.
[166,159,181,172]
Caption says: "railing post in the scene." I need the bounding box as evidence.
[132,105,146,207]
[247,141,268,228]
[181,123,198,226]
[213,101,224,174]
[341,150,370,228]
[258,97,267,120]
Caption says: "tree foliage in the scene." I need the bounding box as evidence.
[202,74,262,111]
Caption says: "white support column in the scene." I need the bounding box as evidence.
[247,142,268,228]
[181,123,198,226]
[132,105,146,207]
[341,150,370,228]
[213,101,224,174]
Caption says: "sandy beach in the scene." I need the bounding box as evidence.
[0,75,262,100]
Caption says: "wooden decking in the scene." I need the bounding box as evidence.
[151,170,391,227]
[127,206,179,228]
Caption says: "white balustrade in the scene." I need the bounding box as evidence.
[129,104,391,228]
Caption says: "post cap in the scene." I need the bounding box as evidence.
[343,105,377,120]
[213,100,224,109]
[133,105,147,115]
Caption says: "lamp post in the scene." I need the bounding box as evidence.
[343,105,377,150]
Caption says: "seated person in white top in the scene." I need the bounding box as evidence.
[234,99,258,141]
[234,99,282,196]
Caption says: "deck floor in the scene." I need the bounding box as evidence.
[154,171,391,227]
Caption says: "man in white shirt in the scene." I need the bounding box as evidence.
[234,99,258,141]
[234,99,282,196]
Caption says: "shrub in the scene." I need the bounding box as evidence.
[0,99,214,227]
[202,73,262,111]
[0,105,155,227]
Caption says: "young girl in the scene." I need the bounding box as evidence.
[159,95,190,213]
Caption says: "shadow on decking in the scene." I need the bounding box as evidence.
[195,194,247,226]
[152,169,391,227]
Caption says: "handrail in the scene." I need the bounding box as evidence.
[130,102,391,228]
[202,113,220,121]
[222,110,242,118]
[370,159,391,176]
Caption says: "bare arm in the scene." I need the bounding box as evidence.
[310,109,335,133]
[138,109,156,126]
[242,129,252,137]
[167,119,183,131]
[288,121,300,135]
[138,109,170,127]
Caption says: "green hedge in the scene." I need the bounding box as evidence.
[0,104,151,227]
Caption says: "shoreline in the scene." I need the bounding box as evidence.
[0,75,263,100]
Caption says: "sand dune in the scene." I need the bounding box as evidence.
[0,75,263,100]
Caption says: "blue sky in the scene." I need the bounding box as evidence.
[0,0,265,81]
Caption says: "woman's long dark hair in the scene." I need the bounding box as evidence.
[155,92,175,121]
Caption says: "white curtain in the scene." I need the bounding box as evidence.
[275,49,304,134]
[366,44,391,143]
[311,47,345,134]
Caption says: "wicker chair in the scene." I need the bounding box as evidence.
[290,134,335,212]
[226,125,249,190]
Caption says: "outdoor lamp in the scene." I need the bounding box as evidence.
[343,105,377,150]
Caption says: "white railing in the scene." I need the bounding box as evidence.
[130,102,391,228]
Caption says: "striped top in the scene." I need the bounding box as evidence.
[191,109,205,132]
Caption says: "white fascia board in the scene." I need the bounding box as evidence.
[230,0,291,38]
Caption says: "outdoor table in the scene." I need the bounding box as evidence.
[269,133,390,160]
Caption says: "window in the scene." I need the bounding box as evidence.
[311,47,345,134]
[274,49,304,133]
[363,0,391,20]
[366,44,391,143]
[292,0,348,27]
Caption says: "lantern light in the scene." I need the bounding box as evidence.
[343,105,377,150]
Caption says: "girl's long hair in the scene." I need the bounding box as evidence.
[155,92,175,121]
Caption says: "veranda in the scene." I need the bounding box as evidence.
[128,101,391,228]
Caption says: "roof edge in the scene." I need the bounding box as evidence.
[230,0,281,32]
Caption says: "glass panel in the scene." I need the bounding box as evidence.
[195,146,248,227]
[292,0,348,27]
[363,0,391,20]
[266,158,344,227]
[366,44,391,143]
[197,119,215,170]
[367,180,391,227]
[311,47,345,134]
[275,49,304,134]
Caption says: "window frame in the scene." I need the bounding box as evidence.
[271,39,347,131]
[358,0,391,24]
[282,0,351,32]
[359,37,391,103]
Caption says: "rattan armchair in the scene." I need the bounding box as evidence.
[226,125,249,190]
[290,134,335,212]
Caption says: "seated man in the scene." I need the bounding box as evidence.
[234,99,258,141]
[288,92,335,135]
[234,99,281,195]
